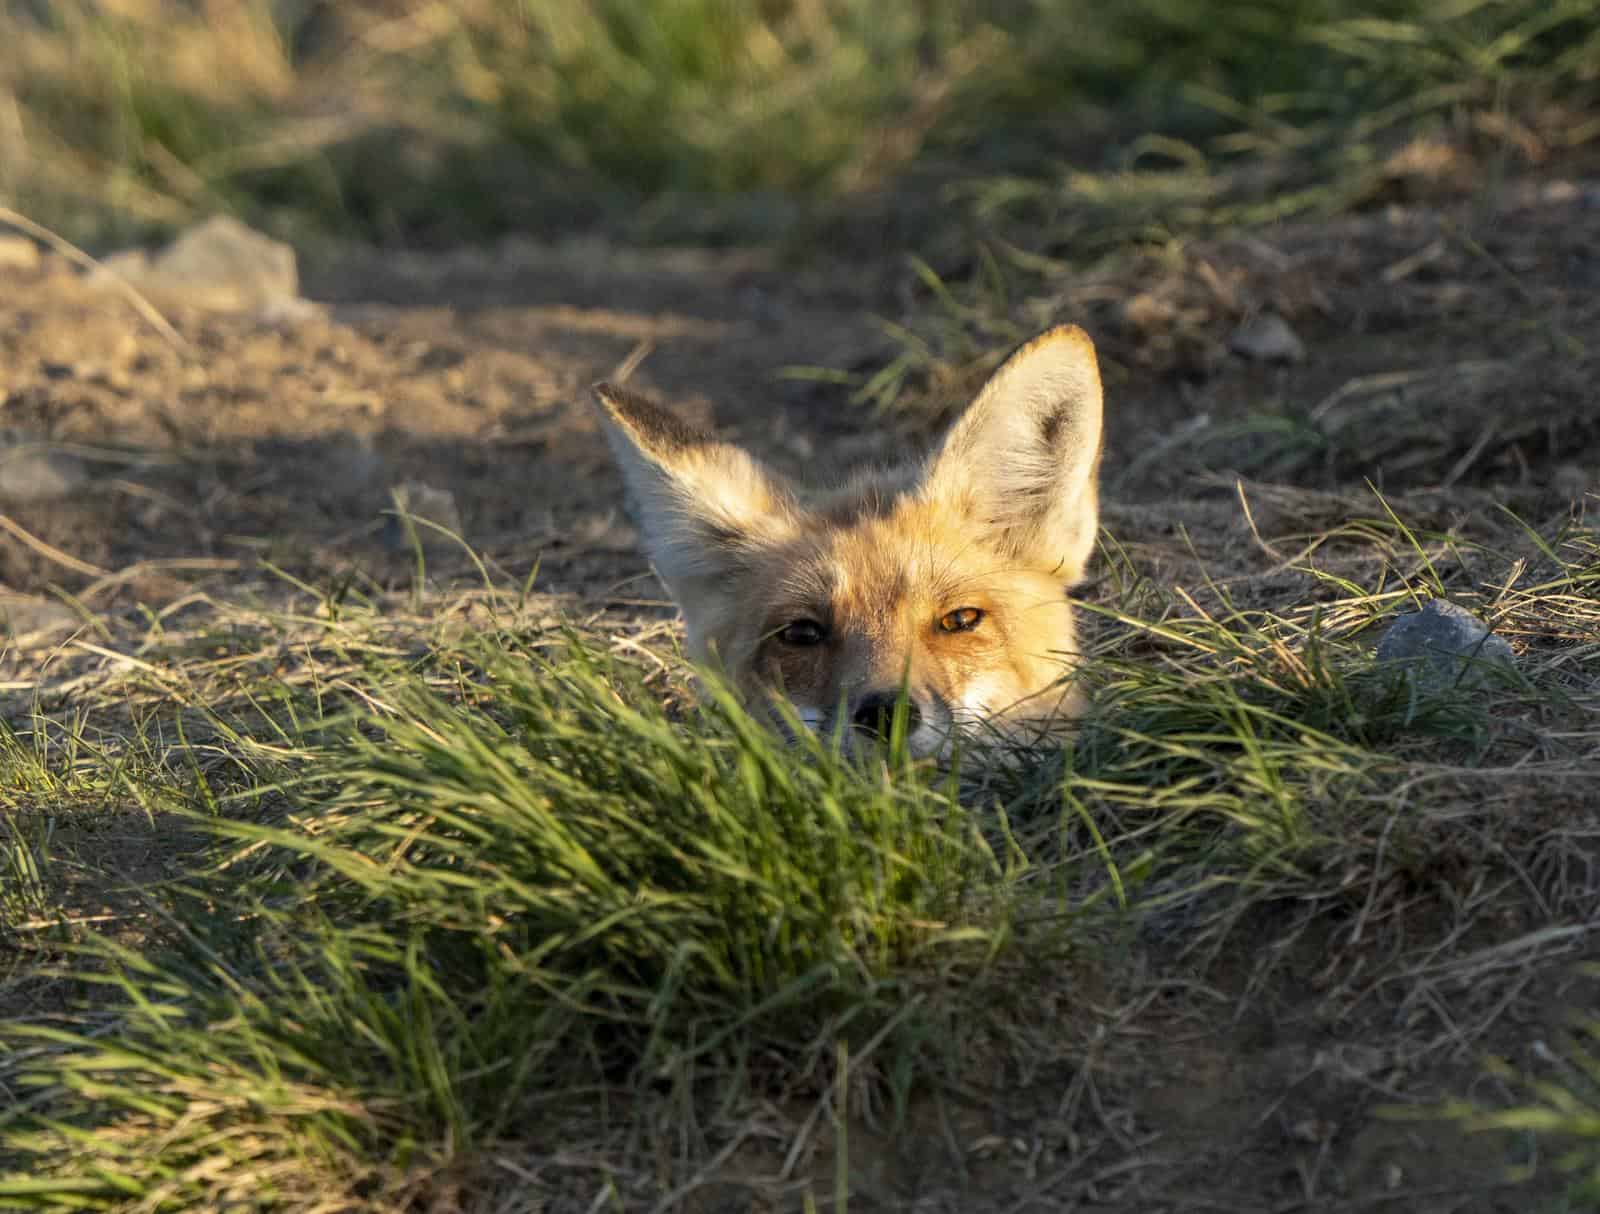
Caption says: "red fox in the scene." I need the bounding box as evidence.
[594,325,1103,757]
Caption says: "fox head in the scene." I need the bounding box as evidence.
[593,325,1103,757]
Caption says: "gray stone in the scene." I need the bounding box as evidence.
[1375,599,1515,689]
[0,444,89,503]
[328,435,383,489]
[0,592,79,644]
[92,216,298,312]
[1229,312,1306,363]
[382,481,463,556]
[93,248,150,282]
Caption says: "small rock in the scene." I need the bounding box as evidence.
[328,435,383,489]
[382,481,463,556]
[0,235,41,273]
[0,592,80,644]
[1286,1117,1335,1145]
[256,294,325,326]
[92,216,298,312]
[1316,1043,1386,1080]
[89,248,153,294]
[1553,463,1594,500]
[0,443,90,503]
[1375,599,1515,689]
[1229,312,1306,363]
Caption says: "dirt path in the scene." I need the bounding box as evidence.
[0,236,898,625]
[3,178,1595,615]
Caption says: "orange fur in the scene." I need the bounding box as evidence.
[594,325,1104,757]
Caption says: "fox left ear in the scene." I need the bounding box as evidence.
[591,382,798,600]
[923,325,1104,582]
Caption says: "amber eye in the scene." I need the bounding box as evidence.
[776,619,827,646]
[939,607,984,633]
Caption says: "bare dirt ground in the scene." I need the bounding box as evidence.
[1,172,1597,1211]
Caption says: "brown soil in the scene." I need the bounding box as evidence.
[1,173,1597,1211]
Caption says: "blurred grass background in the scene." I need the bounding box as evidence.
[2,0,1597,250]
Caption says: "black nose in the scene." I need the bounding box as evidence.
[851,692,922,738]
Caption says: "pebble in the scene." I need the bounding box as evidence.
[0,592,80,644]
[1375,599,1515,690]
[91,215,299,312]
[1229,312,1306,363]
[0,443,90,503]
[382,481,463,556]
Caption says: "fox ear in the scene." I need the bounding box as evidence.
[592,383,797,597]
[923,325,1104,581]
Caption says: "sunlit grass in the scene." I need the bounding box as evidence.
[0,491,1591,1206]
[0,627,1023,1208]
[3,0,1596,244]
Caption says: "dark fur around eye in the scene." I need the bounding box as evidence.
[777,619,827,646]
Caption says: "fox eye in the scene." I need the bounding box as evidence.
[776,619,827,646]
[939,607,985,633]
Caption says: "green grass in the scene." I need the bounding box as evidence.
[0,816,53,945]
[0,623,1025,1208]
[2,0,1597,245]
[1,2,1598,1204]
[1444,1009,1600,1202]
[0,493,1592,1207]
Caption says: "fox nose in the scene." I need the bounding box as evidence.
[851,692,922,739]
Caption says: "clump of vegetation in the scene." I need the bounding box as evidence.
[0,496,1593,1207]
[0,631,1018,1207]
[2,0,1596,244]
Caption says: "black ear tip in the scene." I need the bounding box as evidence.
[591,382,712,455]
[591,382,620,418]
[593,381,627,413]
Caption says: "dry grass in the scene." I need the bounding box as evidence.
[0,3,1597,1207]
[0,457,1593,1209]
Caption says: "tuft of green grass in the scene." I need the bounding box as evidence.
[0,630,1021,1209]
[1437,1000,1600,1203]
[1,0,1010,242]
[0,815,53,944]
[825,0,1600,415]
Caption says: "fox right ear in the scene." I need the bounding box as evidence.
[923,325,1104,582]
[592,383,797,596]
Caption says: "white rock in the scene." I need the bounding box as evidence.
[0,592,79,645]
[0,235,41,273]
[92,216,298,312]
[0,445,90,503]
[1229,312,1306,364]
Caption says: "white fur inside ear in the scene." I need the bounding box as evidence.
[593,385,798,591]
[923,326,1104,580]
[641,446,795,582]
